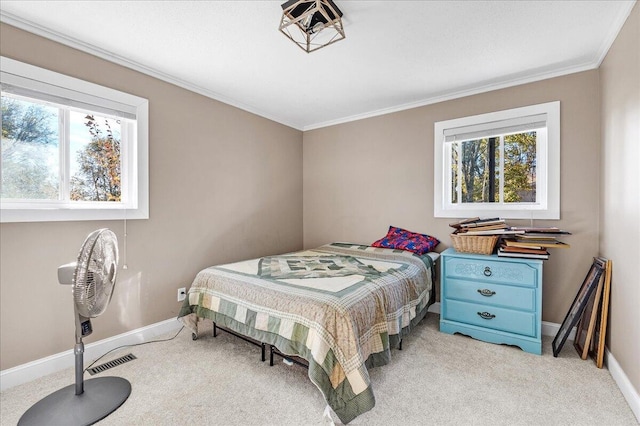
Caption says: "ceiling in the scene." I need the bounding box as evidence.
[0,1,635,131]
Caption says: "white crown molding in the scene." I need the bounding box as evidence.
[594,0,637,67]
[0,317,183,391]
[1,3,634,133]
[304,0,637,131]
[0,11,303,130]
[303,60,598,131]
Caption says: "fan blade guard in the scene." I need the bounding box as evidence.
[73,229,119,318]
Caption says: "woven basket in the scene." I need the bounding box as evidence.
[450,233,499,255]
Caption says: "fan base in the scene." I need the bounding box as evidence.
[18,376,131,426]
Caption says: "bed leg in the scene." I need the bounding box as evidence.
[213,322,217,338]
[399,339,403,350]
[269,345,274,366]
[261,343,266,362]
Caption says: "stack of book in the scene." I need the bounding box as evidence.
[449,217,524,236]
[498,227,571,260]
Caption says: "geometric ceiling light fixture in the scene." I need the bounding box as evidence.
[279,0,345,53]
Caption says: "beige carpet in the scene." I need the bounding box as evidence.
[1,313,637,425]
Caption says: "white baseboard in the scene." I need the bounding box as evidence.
[606,347,640,423]
[541,319,576,340]
[3,310,638,424]
[0,317,183,392]
[431,302,639,421]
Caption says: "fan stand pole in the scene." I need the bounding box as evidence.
[75,341,84,395]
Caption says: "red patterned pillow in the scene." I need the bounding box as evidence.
[372,226,440,255]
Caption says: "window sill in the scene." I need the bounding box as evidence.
[0,206,148,223]
[435,206,559,220]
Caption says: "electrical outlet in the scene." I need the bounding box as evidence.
[177,287,186,302]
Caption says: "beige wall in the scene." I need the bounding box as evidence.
[304,70,601,325]
[599,4,640,397]
[0,24,303,370]
[1,8,637,401]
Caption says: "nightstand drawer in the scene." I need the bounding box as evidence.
[443,299,536,337]
[444,278,536,311]
[444,257,538,287]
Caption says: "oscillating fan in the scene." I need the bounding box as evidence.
[19,229,131,426]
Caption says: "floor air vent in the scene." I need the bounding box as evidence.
[87,353,137,376]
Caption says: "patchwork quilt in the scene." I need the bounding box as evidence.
[178,243,435,423]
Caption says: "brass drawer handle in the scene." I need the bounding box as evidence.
[477,288,496,297]
[477,311,496,320]
[483,267,492,277]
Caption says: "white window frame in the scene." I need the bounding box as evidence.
[0,56,149,223]
[434,101,560,220]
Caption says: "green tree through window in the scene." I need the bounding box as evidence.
[504,132,536,202]
[450,131,537,204]
[70,115,121,202]
[1,96,59,199]
[1,95,122,203]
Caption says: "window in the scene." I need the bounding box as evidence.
[1,57,148,222]
[434,101,560,219]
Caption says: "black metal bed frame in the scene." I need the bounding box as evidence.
[269,345,308,368]
[190,278,436,369]
[195,322,268,362]
[193,320,405,370]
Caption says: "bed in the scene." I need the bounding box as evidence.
[178,242,437,424]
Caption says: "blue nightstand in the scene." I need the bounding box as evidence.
[439,248,543,355]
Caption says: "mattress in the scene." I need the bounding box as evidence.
[178,242,436,423]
